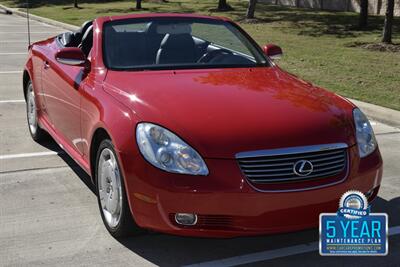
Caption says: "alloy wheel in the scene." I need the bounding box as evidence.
[27,83,38,135]
[97,148,123,228]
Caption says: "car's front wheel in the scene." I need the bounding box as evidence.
[26,81,47,142]
[95,139,141,237]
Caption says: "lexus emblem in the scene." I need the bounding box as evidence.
[293,160,313,176]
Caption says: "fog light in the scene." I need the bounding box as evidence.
[175,213,197,226]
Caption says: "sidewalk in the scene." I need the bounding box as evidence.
[0,4,79,31]
[349,99,400,128]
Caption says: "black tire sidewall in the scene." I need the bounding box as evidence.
[25,81,45,142]
[95,139,136,237]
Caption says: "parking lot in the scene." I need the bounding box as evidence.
[0,10,399,266]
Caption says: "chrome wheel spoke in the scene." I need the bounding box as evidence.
[97,147,123,228]
[99,189,107,209]
[27,84,38,134]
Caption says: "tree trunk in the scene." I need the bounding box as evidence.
[218,0,230,10]
[382,0,394,43]
[246,0,257,19]
[74,0,78,8]
[136,0,142,9]
[359,0,368,29]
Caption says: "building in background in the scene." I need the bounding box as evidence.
[261,0,400,16]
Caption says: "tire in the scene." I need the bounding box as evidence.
[25,81,47,142]
[95,139,141,237]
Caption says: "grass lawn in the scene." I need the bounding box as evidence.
[2,0,399,110]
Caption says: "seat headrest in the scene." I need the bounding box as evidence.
[81,25,93,43]
[160,34,194,49]
[80,25,93,56]
[80,20,93,35]
[156,23,191,35]
[145,22,158,34]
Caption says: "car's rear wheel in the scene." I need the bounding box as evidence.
[95,139,141,237]
[26,81,47,142]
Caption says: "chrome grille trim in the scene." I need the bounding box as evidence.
[310,154,344,162]
[313,158,345,167]
[236,143,348,184]
[237,149,345,163]
[236,143,348,158]
[245,169,344,183]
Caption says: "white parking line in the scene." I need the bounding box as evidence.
[184,226,400,267]
[0,100,25,103]
[0,24,29,26]
[0,31,58,34]
[391,226,400,235]
[0,151,63,160]
[0,71,22,74]
[0,40,27,43]
[184,243,318,267]
[0,52,26,55]
[0,24,59,27]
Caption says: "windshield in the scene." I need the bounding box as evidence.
[103,17,269,70]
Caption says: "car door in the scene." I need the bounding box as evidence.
[30,47,48,117]
[41,43,85,155]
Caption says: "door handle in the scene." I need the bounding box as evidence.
[43,61,50,69]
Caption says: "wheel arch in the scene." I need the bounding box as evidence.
[23,52,35,99]
[89,127,112,182]
[22,69,31,100]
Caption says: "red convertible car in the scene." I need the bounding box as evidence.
[24,13,382,237]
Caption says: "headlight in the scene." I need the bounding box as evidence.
[136,123,208,175]
[353,108,377,158]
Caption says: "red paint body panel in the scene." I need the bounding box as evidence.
[25,13,383,238]
[104,67,356,159]
[120,145,382,237]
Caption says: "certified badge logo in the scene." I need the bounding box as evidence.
[319,190,388,256]
[338,191,369,219]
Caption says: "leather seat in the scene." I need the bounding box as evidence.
[156,34,196,65]
[145,22,165,63]
[79,21,93,37]
[79,25,93,57]
[66,20,92,47]
[116,32,148,67]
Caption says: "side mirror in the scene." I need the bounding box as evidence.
[262,44,283,61]
[55,47,88,68]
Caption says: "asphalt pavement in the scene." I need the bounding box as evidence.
[0,10,399,267]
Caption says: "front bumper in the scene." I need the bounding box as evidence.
[119,145,382,238]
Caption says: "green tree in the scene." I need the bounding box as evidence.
[382,0,395,43]
[359,0,368,28]
[246,0,257,19]
[136,0,142,9]
[218,0,231,11]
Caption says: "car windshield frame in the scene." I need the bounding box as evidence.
[102,17,271,71]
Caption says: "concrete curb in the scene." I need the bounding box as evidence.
[0,4,12,14]
[1,3,399,128]
[349,99,400,128]
[0,4,79,31]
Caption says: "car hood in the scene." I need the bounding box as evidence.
[104,67,356,159]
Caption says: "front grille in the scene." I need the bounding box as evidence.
[170,214,234,229]
[237,143,348,184]
[197,215,234,228]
